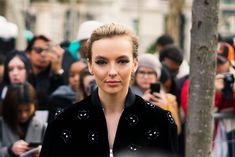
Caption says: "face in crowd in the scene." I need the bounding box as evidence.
[69,61,87,92]
[8,56,27,84]
[27,36,51,71]
[136,66,158,92]
[3,50,31,85]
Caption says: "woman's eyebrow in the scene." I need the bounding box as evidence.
[94,56,107,60]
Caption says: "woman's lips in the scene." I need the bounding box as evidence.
[106,80,120,87]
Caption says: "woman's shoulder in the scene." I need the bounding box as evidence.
[134,95,176,125]
[51,96,93,122]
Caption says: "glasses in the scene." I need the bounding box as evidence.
[137,70,156,77]
[32,47,50,54]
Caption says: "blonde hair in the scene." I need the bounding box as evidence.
[87,23,138,61]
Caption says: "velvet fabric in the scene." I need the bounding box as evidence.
[40,89,178,157]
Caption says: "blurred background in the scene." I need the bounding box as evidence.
[0,0,234,60]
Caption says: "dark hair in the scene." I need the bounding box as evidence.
[3,50,31,85]
[159,45,183,65]
[1,82,37,136]
[155,34,174,47]
[25,35,50,52]
[0,54,5,65]
[77,68,93,101]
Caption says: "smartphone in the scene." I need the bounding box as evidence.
[28,142,41,148]
[150,83,161,94]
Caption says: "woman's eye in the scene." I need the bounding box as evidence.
[18,66,25,70]
[118,60,130,64]
[95,60,107,65]
[8,67,13,71]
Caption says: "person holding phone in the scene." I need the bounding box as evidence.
[0,82,47,157]
[40,23,178,157]
[131,53,181,135]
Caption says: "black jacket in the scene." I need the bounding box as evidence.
[40,89,178,157]
[28,65,64,110]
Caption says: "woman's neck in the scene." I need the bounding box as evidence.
[98,89,128,114]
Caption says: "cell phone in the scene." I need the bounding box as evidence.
[28,142,41,148]
[150,83,161,94]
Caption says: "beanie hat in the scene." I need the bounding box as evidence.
[77,20,103,41]
[138,53,162,78]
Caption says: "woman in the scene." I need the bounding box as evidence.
[0,82,47,157]
[48,61,87,122]
[77,67,95,101]
[131,53,181,135]
[0,50,31,102]
[40,23,178,157]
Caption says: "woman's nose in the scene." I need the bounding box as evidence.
[108,65,118,77]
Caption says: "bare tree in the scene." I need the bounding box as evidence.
[186,0,219,157]
[7,0,26,50]
[0,0,6,16]
[166,0,185,45]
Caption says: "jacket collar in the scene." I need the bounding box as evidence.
[91,88,136,109]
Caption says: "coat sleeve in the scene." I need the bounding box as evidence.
[39,122,55,157]
[165,111,179,155]
[0,119,11,157]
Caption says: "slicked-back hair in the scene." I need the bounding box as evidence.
[87,23,138,61]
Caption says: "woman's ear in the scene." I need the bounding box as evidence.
[133,58,138,73]
[87,59,93,75]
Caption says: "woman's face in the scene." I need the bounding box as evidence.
[69,61,87,91]
[8,56,27,84]
[135,66,158,91]
[88,36,138,95]
[17,104,35,123]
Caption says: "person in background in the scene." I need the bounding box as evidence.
[0,50,31,105]
[40,23,178,157]
[76,20,103,60]
[61,21,103,84]
[159,45,185,105]
[155,34,189,80]
[26,35,65,110]
[0,54,5,84]
[48,60,87,122]
[180,45,235,157]
[77,67,95,101]
[131,53,181,135]
[0,82,47,157]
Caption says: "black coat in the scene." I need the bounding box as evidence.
[40,89,178,157]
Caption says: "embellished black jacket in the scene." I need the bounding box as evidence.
[40,89,178,157]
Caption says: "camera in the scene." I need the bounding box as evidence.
[87,80,97,94]
[224,73,235,84]
[222,73,234,100]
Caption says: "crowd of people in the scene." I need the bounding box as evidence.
[0,20,234,157]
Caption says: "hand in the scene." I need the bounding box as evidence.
[143,89,168,109]
[11,140,29,156]
[47,45,65,75]
[215,74,224,91]
[32,145,42,157]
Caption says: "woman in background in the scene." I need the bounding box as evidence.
[0,82,46,157]
[0,50,31,103]
[77,67,95,101]
[131,53,181,135]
